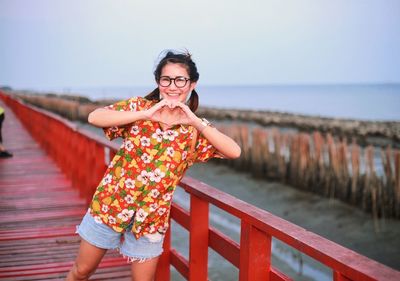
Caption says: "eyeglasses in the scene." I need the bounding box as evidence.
[158,76,191,88]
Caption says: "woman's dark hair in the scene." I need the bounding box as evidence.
[145,50,200,112]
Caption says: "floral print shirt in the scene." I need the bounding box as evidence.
[89,97,221,239]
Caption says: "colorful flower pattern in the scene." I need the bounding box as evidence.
[89,97,221,239]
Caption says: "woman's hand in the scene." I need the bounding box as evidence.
[143,99,173,124]
[143,100,200,127]
[169,102,199,127]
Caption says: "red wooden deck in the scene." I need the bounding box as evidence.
[0,100,132,280]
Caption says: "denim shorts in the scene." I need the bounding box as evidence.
[76,211,165,262]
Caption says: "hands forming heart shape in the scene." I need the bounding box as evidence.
[145,100,196,129]
[153,107,188,126]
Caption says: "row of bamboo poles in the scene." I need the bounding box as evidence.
[217,125,400,219]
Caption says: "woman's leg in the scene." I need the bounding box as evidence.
[66,239,107,281]
[130,256,160,281]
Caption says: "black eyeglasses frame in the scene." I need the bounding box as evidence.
[158,76,191,88]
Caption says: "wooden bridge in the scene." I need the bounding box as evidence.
[0,91,399,281]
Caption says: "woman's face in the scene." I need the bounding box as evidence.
[158,63,197,103]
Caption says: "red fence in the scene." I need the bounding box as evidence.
[1,91,399,281]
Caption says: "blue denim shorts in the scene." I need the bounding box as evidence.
[76,211,165,262]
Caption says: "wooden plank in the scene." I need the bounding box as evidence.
[0,257,126,277]
[0,209,85,224]
[0,226,77,241]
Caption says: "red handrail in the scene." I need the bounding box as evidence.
[1,91,399,281]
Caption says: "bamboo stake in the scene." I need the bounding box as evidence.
[395,150,400,217]
[365,146,380,231]
[313,132,326,195]
[326,133,338,198]
[380,146,392,217]
[338,138,350,200]
[251,128,266,176]
[351,139,360,204]
[289,134,300,186]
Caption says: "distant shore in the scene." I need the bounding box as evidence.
[8,90,400,148]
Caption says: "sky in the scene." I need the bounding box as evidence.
[0,0,399,90]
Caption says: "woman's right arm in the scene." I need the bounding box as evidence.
[88,108,147,128]
[88,99,170,128]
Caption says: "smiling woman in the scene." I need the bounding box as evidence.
[66,50,241,281]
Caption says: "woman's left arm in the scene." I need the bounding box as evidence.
[172,102,241,159]
[192,119,242,159]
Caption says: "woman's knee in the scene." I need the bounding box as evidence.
[70,262,96,280]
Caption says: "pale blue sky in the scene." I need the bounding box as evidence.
[1,0,399,90]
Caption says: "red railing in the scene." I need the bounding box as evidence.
[2,91,399,281]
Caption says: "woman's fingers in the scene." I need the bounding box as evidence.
[169,107,196,126]
[167,100,175,109]
[174,102,197,120]
[145,100,169,118]
[144,100,197,126]
[174,102,191,114]
[152,99,169,111]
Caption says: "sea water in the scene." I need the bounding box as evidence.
[61,83,400,121]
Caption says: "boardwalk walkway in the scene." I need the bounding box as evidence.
[0,100,131,280]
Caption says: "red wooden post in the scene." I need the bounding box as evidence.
[189,194,209,281]
[49,121,57,159]
[61,126,71,175]
[54,121,63,168]
[239,220,272,281]
[155,221,171,281]
[82,137,92,203]
[333,271,352,281]
[76,134,88,199]
[70,131,79,190]
[93,144,106,184]
[64,129,74,180]
[86,141,103,200]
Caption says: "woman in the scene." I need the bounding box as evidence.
[66,50,241,281]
